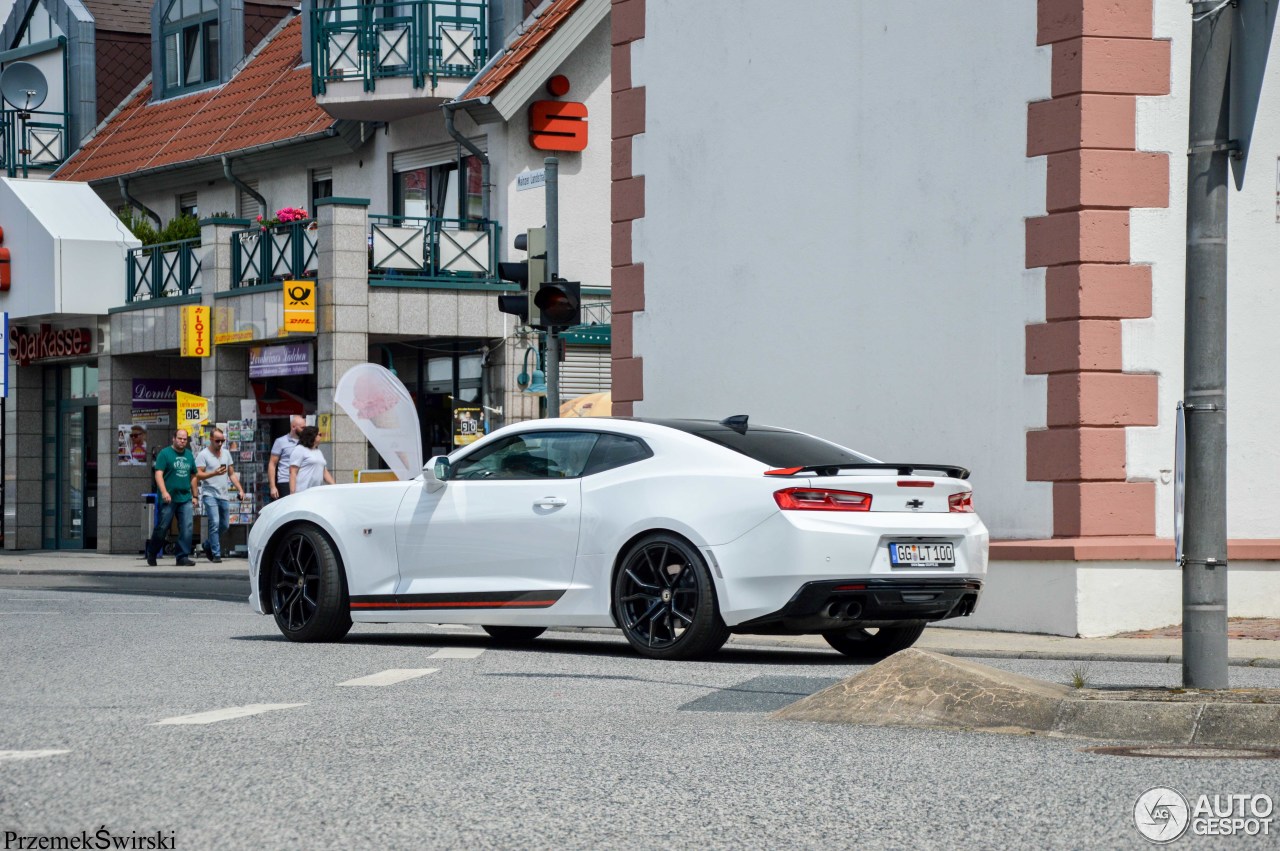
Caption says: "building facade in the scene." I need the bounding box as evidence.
[612,0,1280,635]
[2,0,613,555]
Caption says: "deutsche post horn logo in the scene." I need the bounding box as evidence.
[287,284,312,304]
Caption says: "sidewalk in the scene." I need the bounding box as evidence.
[3,550,1277,667]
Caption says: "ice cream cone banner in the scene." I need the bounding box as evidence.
[335,363,423,480]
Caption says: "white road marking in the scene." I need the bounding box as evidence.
[154,703,306,726]
[429,647,486,660]
[338,669,439,687]
[0,750,70,762]
[0,612,62,615]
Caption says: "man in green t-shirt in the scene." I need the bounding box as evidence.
[145,429,197,566]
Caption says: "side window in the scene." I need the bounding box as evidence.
[582,434,652,476]
[451,432,599,480]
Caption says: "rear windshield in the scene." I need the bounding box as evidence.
[679,426,873,468]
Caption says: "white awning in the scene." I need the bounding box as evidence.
[0,177,140,320]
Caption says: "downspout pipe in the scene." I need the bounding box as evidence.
[442,99,490,222]
[118,177,161,228]
[222,155,267,217]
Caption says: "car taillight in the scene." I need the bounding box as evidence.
[774,487,872,512]
[949,491,974,513]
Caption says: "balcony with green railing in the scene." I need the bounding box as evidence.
[368,214,502,288]
[126,238,203,303]
[1,107,68,177]
[232,220,320,288]
[312,0,487,118]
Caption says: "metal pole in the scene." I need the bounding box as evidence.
[1182,0,1232,689]
[544,156,560,418]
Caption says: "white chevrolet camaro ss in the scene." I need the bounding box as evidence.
[248,417,989,660]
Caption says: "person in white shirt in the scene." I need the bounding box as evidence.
[267,415,305,500]
[194,428,247,563]
[289,425,335,493]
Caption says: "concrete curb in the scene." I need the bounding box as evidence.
[0,568,249,582]
[715,633,1280,668]
[774,649,1280,747]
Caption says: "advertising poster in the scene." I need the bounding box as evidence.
[132,378,200,425]
[176,390,209,431]
[335,364,422,481]
[453,404,483,446]
[116,423,149,466]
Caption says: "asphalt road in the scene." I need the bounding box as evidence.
[2,575,1278,849]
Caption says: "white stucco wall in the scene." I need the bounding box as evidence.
[1130,5,1280,540]
[632,2,1052,538]
[499,18,612,289]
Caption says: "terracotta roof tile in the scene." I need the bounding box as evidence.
[466,0,585,100]
[55,16,334,184]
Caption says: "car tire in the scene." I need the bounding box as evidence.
[481,625,547,644]
[822,624,926,661]
[613,533,730,660]
[269,524,352,643]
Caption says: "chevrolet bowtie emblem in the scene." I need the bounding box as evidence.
[906,499,924,510]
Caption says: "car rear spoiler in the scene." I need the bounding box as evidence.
[764,463,971,480]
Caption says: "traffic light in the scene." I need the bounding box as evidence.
[534,277,581,329]
[497,227,546,326]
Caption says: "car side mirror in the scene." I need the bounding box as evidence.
[424,455,451,492]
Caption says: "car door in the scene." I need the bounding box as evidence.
[392,431,598,600]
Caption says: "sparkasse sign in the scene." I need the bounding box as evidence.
[9,325,94,365]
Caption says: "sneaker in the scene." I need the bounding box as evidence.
[175,557,196,567]
[209,556,223,564]
[145,550,157,567]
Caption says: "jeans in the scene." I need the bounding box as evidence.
[149,497,193,561]
[201,493,231,558]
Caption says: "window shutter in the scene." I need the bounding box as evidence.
[560,345,611,399]
[237,181,262,219]
[392,138,486,173]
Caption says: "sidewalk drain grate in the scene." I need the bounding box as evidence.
[1081,745,1280,760]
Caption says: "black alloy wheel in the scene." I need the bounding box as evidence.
[481,625,548,644]
[269,524,352,642]
[613,533,729,660]
[822,624,926,660]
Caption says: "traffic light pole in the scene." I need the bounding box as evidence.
[545,156,560,418]
[1182,0,1232,689]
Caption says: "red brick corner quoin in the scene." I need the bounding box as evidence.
[610,0,644,417]
[1024,0,1169,540]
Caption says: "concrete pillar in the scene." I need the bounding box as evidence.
[315,198,370,483]
[3,362,45,549]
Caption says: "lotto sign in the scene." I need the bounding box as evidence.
[283,280,316,333]
[175,390,209,427]
[180,305,211,357]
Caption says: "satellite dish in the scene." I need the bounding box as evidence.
[0,62,48,112]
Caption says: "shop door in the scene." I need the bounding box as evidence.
[55,402,97,549]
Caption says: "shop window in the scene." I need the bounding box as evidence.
[162,0,220,96]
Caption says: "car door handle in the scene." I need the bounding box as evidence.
[534,497,567,508]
